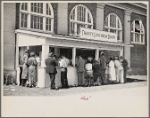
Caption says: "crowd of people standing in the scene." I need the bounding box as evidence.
[45,51,128,90]
[20,50,128,90]
[20,50,39,88]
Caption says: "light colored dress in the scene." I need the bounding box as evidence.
[21,53,28,80]
[27,57,37,87]
[109,60,116,81]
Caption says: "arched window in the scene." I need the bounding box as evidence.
[20,3,54,32]
[69,4,93,35]
[104,13,122,42]
[131,20,145,44]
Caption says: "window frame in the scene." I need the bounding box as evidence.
[19,3,54,33]
[131,19,145,44]
[69,4,94,35]
[104,13,122,42]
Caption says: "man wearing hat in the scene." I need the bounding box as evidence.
[45,52,58,89]
[120,56,128,83]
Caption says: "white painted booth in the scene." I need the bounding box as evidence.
[15,29,132,88]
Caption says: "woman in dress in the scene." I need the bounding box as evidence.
[21,50,29,86]
[27,52,37,88]
[108,57,116,83]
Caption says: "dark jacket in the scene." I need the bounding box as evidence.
[45,57,57,74]
[93,63,101,75]
[122,59,128,70]
[76,58,85,72]
[100,55,107,70]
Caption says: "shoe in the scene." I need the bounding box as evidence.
[55,87,59,90]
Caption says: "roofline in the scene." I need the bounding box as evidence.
[131,3,147,9]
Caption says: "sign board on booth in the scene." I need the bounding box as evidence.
[79,27,117,42]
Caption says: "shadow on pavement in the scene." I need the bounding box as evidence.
[126,78,146,83]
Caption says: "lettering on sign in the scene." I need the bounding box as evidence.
[79,27,117,42]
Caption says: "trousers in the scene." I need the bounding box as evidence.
[78,72,84,86]
[61,68,69,88]
[49,73,56,89]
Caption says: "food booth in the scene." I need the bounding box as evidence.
[15,28,132,88]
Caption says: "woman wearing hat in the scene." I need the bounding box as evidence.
[21,50,29,86]
[26,52,37,87]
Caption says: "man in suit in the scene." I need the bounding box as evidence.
[120,56,128,83]
[99,52,107,84]
[45,52,58,89]
[76,55,86,86]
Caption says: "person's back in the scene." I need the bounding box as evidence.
[93,62,100,75]
[28,57,37,67]
[45,57,57,74]
[100,55,107,70]
[114,60,123,70]
[77,57,85,72]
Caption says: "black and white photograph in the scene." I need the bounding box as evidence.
[1,0,149,117]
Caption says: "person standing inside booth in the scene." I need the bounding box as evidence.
[45,52,58,90]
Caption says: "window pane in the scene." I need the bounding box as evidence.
[31,15,33,28]
[135,20,140,33]
[31,15,43,30]
[77,6,86,22]
[88,13,91,23]
[105,17,108,27]
[46,18,51,31]
[110,29,116,33]
[141,34,144,43]
[77,24,85,34]
[31,3,33,11]
[87,25,92,29]
[70,22,75,34]
[110,14,116,28]
[131,23,133,31]
[25,3,27,10]
[21,3,24,10]
[71,9,75,20]
[135,33,140,43]
[140,25,144,33]
[131,33,134,42]
[117,30,122,41]
[21,13,27,28]
[117,19,120,28]
[31,3,43,14]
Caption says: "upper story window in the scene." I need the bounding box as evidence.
[131,20,145,44]
[69,4,93,35]
[104,13,122,42]
[20,3,54,32]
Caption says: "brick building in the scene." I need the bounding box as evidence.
[3,2,147,87]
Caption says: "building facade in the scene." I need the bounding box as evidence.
[3,2,147,87]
